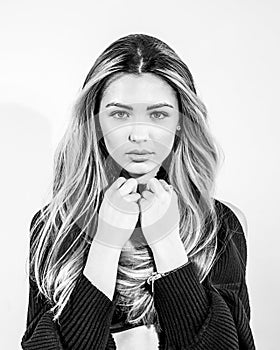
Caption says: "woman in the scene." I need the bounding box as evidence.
[21,33,256,349]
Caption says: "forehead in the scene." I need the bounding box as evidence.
[100,73,178,108]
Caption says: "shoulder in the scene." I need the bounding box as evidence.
[209,199,249,282]
[217,199,248,238]
[212,198,249,266]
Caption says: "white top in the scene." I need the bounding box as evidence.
[112,324,159,349]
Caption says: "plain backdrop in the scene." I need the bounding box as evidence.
[1,0,279,349]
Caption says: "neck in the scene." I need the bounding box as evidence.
[120,164,170,195]
[120,164,161,184]
[105,155,171,192]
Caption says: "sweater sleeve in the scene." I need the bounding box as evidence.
[153,207,256,350]
[21,210,118,350]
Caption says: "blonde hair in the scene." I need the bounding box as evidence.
[29,33,224,334]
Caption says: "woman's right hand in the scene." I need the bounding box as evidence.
[93,177,141,250]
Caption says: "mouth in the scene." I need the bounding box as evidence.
[126,151,154,155]
[127,153,154,161]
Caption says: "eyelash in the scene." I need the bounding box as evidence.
[110,111,169,120]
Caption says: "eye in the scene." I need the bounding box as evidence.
[109,110,169,120]
[110,111,129,119]
[151,112,169,120]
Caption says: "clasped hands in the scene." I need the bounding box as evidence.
[96,176,181,250]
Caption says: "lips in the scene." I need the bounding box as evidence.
[126,150,154,155]
[127,153,154,161]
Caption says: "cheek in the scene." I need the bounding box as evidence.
[103,130,125,155]
[156,131,176,151]
[104,134,118,152]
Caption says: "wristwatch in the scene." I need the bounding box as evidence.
[146,260,190,295]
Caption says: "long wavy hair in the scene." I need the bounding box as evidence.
[29,33,225,333]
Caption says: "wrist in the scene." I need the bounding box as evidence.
[83,240,121,301]
[85,239,121,273]
[151,230,189,273]
[89,239,122,259]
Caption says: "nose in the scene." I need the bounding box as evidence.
[128,122,150,142]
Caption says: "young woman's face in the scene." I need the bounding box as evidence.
[98,73,180,178]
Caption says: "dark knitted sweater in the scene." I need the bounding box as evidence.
[21,199,256,349]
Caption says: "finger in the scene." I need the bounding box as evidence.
[159,179,172,191]
[138,196,151,212]
[158,179,169,188]
[123,192,141,202]
[146,178,165,196]
[118,178,138,196]
[141,190,154,200]
[113,177,127,190]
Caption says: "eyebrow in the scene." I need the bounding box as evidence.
[105,102,174,110]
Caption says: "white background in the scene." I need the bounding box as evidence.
[1,0,279,349]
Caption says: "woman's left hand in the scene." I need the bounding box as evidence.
[138,178,181,247]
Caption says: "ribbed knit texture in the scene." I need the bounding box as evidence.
[21,200,256,349]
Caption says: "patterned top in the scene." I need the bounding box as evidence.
[21,198,256,349]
